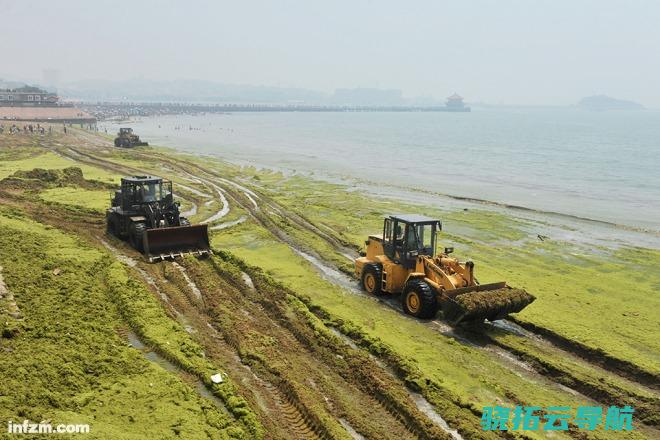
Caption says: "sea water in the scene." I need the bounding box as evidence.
[105,108,660,233]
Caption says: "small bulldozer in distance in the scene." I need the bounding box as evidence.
[355,215,535,325]
[114,128,148,148]
[106,176,211,262]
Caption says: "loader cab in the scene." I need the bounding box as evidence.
[383,215,441,268]
[118,176,173,210]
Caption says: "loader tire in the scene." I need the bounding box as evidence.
[402,279,437,319]
[361,263,383,295]
[129,222,146,252]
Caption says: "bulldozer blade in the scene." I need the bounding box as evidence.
[441,285,535,325]
[143,224,211,262]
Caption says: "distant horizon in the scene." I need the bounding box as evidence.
[0,76,651,109]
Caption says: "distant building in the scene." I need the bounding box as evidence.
[0,85,95,123]
[446,93,465,109]
[0,86,59,106]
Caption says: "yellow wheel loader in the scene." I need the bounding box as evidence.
[354,215,535,325]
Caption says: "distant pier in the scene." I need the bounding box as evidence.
[80,102,471,120]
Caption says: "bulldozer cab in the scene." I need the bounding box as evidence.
[119,128,133,135]
[118,176,173,209]
[383,215,440,268]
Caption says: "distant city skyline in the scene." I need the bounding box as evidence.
[1,0,658,106]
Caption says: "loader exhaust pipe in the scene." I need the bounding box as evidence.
[143,224,211,262]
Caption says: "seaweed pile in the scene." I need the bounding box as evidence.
[1,167,112,190]
[444,288,535,324]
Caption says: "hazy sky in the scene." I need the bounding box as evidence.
[2,0,659,105]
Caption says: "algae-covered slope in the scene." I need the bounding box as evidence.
[0,210,247,439]
[244,171,660,380]
[1,127,658,439]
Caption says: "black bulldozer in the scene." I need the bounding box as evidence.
[106,175,211,262]
[114,128,148,148]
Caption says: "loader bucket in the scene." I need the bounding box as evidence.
[440,283,535,325]
[143,224,211,262]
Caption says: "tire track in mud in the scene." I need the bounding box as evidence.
[98,238,319,438]
[261,381,320,440]
[195,260,442,440]
[178,200,197,217]
[165,271,328,439]
[54,145,242,230]
[124,150,355,255]
[211,215,248,231]
[177,183,213,199]
[219,261,464,439]
[500,318,660,391]
[95,238,240,419]
[199,182,230,224]
[96,231,401,439]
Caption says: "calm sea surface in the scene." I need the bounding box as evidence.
[107,108,660,232]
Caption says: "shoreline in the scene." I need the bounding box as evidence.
[99,110,660,236]
[124,139,660,250]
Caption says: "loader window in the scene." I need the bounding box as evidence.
[383,218,398,259]
[410,223,435,255]
[395,223,404,244]
[406,226,416,249]
[384,218,392,242]
[135,182,162,203]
